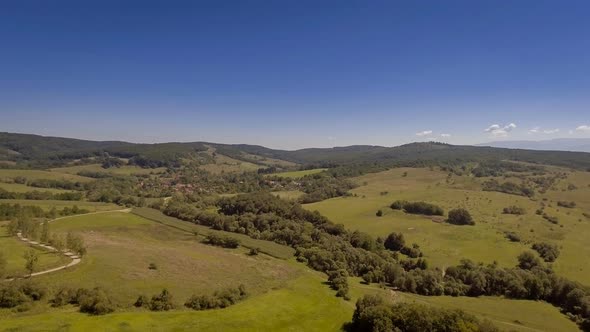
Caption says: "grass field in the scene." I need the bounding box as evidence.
[0,182,73,194]
[32,211,301,306]
[0,271,353,332]
[0,199,120,212]
[306,167,590,285]
[0,169,93,182]
[131,208,295,259]
[51,164,167,176]
[199,152,262,174]
[271,190,305,201]
[0,222,70,278]
[272,168,327,179]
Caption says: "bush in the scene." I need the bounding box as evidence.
[184,285,247,310]
[390,200,407,210]
[532,242,560,262]
[0,280,46,309]
[375,210,383,217]
[402,201,444,216]
[446,208,474,225]
[203,234,240,249]
[78,288,115,315]
[384,232,405,252]
[503,206,526,215]
[148,263,158,270]
[505,232,521,242]
[557,201,576,208]
[134,295,149,308]
[248,247,259,256]
[149,289,175,311]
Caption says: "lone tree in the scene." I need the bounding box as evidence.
[40,221,50,244]
[446,208,475,225]
[24,249,39,276]
[376,210,383,217]
[384,232,405,252]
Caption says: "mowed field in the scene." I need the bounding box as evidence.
[306,167,590,285]
[0,222,70,278]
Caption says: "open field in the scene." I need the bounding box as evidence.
[271,190,305,201]
[51,164,167,176]
[0,199,119,212]
[33,211,301,306]
[0,271,353,332]
[0,222,70,278]
[272,168,327,178]
[132,208,296,259]
[199,152,262,174]
[0,182,73,194]
[306,167,590,285]
[0,169,93,182]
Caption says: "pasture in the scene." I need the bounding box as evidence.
[0,182,73,194]
[0,222,69,278]
[0,169,93,182]
[0,199,120,212]
[34,211,302,305]
[307,167,590,285]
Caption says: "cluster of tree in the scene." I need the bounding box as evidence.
[503,205,526,215]
[203,234,240,249]
[327,269,350,300]
[76,170,111,178]
[184,285,247,310]
[0,280,47,310]
[298,173,355,204]
[471,160,545,177]
[389,200,444,216]
[52,287,115,315]
[349,295,499,332]
[532,242,560,262]
[482,179,535,197]
[0,203,86,221]
[101,157,125,168]
[25,178,85,191]
[0,188,83,201]
[557,201,577,208]
[134,289,175,311]
[446,208,475,225]
[384,232,423,258]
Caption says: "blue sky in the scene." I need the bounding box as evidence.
[1,0,589,149]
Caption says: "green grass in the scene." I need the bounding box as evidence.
[271,190,305,201]
[199,151,262,174]
[272,168,327,179]
[0,199,120,212]
[0,182,73,194]
[307,167,590,285]
[0,222,70,278]
[35,211,301,306]
[131,208,296,260]
[0,169,93,182]
[0,272,352,332]
[51,164,167,176]
[397,292,579,332]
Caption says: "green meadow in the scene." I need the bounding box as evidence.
[307,167,590,285]
[51,164,167,176]
[0,169,93,182]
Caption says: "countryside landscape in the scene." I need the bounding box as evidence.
[2,1,590,331]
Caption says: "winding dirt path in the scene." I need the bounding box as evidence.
[5,208,130,280]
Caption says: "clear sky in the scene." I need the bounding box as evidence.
[1,0,589,149]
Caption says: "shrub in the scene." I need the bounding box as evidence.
[78,288,115,315]
[557,201,576,208]
[375,210,383,217]
[390,200,407,210]
[149,289,175,311]
[503,206,526,215]
[203,234,240,249]
[402,202,444,216]
[446,208,474,225]
[505,232,521,242]
[184,285,247,310]
[532,242,560,262]
[517,251,541,270]
[384,232,405,252]
[148,263,158,270]
[134,295,149,308]
[248,247,259,256]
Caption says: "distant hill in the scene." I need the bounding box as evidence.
[1,132,590,170]
[478,138,590,153]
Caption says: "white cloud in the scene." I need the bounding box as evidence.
[485,123,516,137]
[415,130,433,137]
[528,127,540,134]
[543,128,559,134]
[576,125,590,132]
[440,133,451,138]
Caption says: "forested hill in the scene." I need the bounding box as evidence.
[1,132,590,170]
